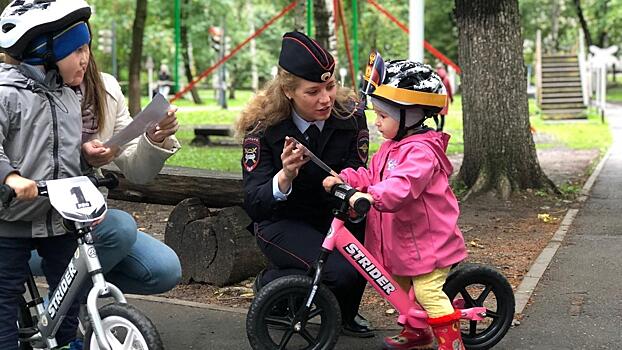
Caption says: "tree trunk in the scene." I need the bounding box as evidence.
[128,0,148,116]
[165,201,267,286]
[455,0,556,199]
[572,0,592,48]
[293,1,306,32]
[596,0,610,48]
[181,0,202,104]
[550,0,561,53]
[313,0,337,58]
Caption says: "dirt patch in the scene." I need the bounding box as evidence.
[108,147,600,330]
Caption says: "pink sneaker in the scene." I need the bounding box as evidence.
[382,327,435,350]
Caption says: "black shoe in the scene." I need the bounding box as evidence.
[253,268,266,294]
[342,317,375,338]
[354,312,371,329]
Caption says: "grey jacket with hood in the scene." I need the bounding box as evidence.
[0,63,82,238]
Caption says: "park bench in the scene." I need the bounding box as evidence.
[102,164,265,287]
[191,124,236,146]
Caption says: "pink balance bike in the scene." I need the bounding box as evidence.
[246,184,515,350]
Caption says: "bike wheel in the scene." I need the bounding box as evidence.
[443,263,515,350]
[84,302,163,350]
[246,275,341,350]
[17,296,34,350]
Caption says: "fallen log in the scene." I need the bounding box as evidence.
[165,199,266,286]
[102,164,243,207]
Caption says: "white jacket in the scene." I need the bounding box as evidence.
[92,73,180,185]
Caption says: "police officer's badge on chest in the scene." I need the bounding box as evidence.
[243,136,260,172]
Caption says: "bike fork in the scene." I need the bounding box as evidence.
[292,248,330,330]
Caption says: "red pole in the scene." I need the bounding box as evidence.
[366,0,461,74]
[170,0,299,102]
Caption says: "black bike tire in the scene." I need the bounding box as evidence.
[443,263,515,350]
[17,295,34,350]
[246,275,341,350]
[84,302,163,350]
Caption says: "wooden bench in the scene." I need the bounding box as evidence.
[191,125,235,146]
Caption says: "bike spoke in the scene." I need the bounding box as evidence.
[287,295,300,316]
[300,329,317,345]
[475,284,493,305]
[468,320,478,336]
[485,309,500,319]
[277,330,295,350]
[265,316,291,328]
[105,328,125,348]
[459,288,476,306]
[122,328,136,350]
[307,306,322,320]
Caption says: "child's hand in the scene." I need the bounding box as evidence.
[4,173,37,200]
[322,176,343,193]
[82,139,119,167]
[349,192,373,208]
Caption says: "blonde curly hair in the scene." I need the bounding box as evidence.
[235,67,358,138]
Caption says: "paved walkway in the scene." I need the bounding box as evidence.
[496,103,622,349]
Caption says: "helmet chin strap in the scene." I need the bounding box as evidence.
[41,34,62,83]
[392,109,426,141]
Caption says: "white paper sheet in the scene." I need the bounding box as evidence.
[104,93,170,147]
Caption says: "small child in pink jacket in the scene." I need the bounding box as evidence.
[323,56,467,350]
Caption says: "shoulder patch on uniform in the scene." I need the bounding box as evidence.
[243,136,261,172]
[357,129,370,163]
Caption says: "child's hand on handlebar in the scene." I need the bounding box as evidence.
[322,176,343,192]
[4,173,37,200]
[349,192,373,208]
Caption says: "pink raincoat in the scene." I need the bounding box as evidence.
[340,131,467,276]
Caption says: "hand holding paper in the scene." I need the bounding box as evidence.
[146,105,179,143]
[104,93,171,148]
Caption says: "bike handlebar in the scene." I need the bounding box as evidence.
[0,173,119,208]
[330,183,371,216]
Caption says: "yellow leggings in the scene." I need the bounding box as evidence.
[393,267,454,318]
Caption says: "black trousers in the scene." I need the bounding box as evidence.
[255,219,366,323]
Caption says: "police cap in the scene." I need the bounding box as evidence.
[278,31,335,83]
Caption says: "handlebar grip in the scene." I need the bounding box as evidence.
[352,197,371,215]
[89,173,119,190]
[0,184,16,208]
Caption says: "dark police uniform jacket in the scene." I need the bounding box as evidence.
[242,109,369,233]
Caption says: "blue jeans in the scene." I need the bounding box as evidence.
[0,234,79,350]
[30,209,181,295]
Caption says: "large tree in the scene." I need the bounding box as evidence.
[128,0,147,116]
[180,0,201,104]
[455,0,555,199]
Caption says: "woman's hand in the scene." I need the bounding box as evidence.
[82,139,119,167]
[322,176,343,193]
[277,137,310,191]
[349,192,373,208]
[147,105,179,143]
[4,173,37,200]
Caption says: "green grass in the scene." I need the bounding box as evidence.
[165,90,611,172]
[166,130,242,171]
[608,84,622,103]
[141,89,255,108]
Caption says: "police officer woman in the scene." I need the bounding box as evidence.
[235,31,372,337]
